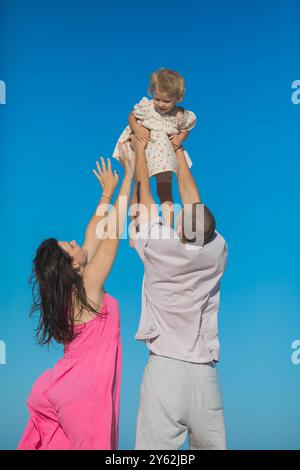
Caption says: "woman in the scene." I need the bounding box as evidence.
[18,143,134,450]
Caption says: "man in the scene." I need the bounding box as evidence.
[129,135,228,450]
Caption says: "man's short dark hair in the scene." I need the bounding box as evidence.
[181,203,216,245]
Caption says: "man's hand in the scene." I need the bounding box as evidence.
[134,122,151,144]
[131,133,148,154]
[169,133,185,150]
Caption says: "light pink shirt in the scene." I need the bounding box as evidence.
[133,216,228,363]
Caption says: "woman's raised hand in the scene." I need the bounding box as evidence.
[93,157,119,197]
[117,142,135,178]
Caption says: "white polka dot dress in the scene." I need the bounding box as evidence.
[112,97,197,178]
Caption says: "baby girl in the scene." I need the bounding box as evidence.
[113,68,196,227]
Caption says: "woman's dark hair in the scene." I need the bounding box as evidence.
[30,238,104,346]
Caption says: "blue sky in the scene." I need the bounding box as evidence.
[0,0,299,449]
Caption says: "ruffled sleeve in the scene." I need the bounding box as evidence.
[133,96,153,121]
[178,109,197,132]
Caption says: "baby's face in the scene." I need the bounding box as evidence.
[153,88,178,115]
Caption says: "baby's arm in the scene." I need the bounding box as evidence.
[128,111,150,144]
[177,109,190,140]
[128,111,139,133]
[169,109,196,150]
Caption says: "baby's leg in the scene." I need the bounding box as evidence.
[156,172,174,228]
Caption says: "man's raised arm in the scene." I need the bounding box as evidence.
[175,147,201,205]
[131,136,158,225]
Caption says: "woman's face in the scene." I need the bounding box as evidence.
[153,88,178,114]
[58,240,88,268]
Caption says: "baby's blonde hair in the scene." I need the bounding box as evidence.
[148,68,185,102]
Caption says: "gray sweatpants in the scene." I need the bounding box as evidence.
[135,354,226,450]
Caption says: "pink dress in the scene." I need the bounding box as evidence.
[17,292,122,450]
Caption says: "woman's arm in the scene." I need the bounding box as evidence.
[83,144,135,297]
[82,158,119,262]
